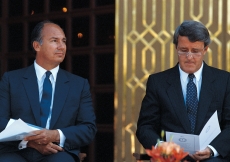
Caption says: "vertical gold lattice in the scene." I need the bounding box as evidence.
[115,0,228,161]
[227,0,230,72]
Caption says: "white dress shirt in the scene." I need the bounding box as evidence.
[19,61,66,149]
[179,63,203,103]
[179,63,219,157]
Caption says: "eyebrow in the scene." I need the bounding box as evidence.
[178,47,201,50]
[49,37,67,40]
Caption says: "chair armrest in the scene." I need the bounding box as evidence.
[133,153,150,160]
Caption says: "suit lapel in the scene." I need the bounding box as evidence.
[50,69,69,129]
[22,65,41,126]
[195,63,215,133]
[166,65,191,133]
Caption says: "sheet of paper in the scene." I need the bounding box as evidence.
[198,111,221,150]
[5,119,43,130]
[5,119,15,128]
[166,110,220,154]
[0,118,41,142]
[166,131,199,154]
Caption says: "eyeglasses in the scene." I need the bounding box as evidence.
[177,49,204,58]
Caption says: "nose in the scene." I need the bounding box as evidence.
[57,41,66,49]
[186,52,194,59]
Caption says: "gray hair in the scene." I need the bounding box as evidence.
[173,20,211,47]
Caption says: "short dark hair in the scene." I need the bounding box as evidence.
[173,20,211,47]
[31,20,58,53]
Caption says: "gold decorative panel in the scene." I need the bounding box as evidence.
[115,0,229,161]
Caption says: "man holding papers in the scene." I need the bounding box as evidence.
[0,20,96,162]
[136,20,230,161]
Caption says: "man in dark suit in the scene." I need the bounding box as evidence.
[136,20,230,161]
[0,20,97,162]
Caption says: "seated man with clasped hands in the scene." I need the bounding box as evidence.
[0,20,97,162]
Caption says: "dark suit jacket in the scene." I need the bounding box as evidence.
[136,62,230,158]
[0,64,97,157]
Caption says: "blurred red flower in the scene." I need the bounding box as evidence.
[146,142,188,162]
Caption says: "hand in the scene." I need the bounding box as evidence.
[183,160,199,162]
[192,147,212,161]
[187,154,200,162]
[24,129,60,145]
[27,140,63,155]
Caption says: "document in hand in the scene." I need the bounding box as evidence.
[166,111,221,154]
[0,118,42,142]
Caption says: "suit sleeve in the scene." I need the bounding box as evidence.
[136,75,161,149]
[210,73,230,158]
[60,79,97,151]
[0,72,11,131]
[0,72,22,152]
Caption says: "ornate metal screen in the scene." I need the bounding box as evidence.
[115,0,230,161]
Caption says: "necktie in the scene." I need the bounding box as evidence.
[186,74,198,133]
[40,71,52,128]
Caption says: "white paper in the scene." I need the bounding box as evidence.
[198,111,221,150]
[166,111,220,154]
[166,132,198,154]
[0,118,42,142]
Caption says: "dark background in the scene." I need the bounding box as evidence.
[0,0,115,161]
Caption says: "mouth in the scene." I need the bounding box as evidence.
[185,61,194,65]
[55,52,65,56]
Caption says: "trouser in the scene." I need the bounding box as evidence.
[0,143,79,162]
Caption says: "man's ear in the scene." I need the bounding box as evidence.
[175,45,177,50]
[203,46,209,55]
[33,41,41,52]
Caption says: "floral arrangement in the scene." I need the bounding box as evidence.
[145,131,188,162]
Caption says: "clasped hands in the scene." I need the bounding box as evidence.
[24,129,63,155]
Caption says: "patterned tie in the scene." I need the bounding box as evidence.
[186,74,198,133]
[40,71,52,128]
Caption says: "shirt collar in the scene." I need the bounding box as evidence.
[179,62,203,82]
[34,60,59,82]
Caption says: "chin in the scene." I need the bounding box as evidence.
[181,66,196,73]
[56,57,65,62]
[185,69,196,74]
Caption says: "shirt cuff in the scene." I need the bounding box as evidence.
[57,129,66,147]
[18,140,28,150]
[208,145,219,157]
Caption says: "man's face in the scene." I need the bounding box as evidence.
[34,23,66,69]
[177,36,208,74]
